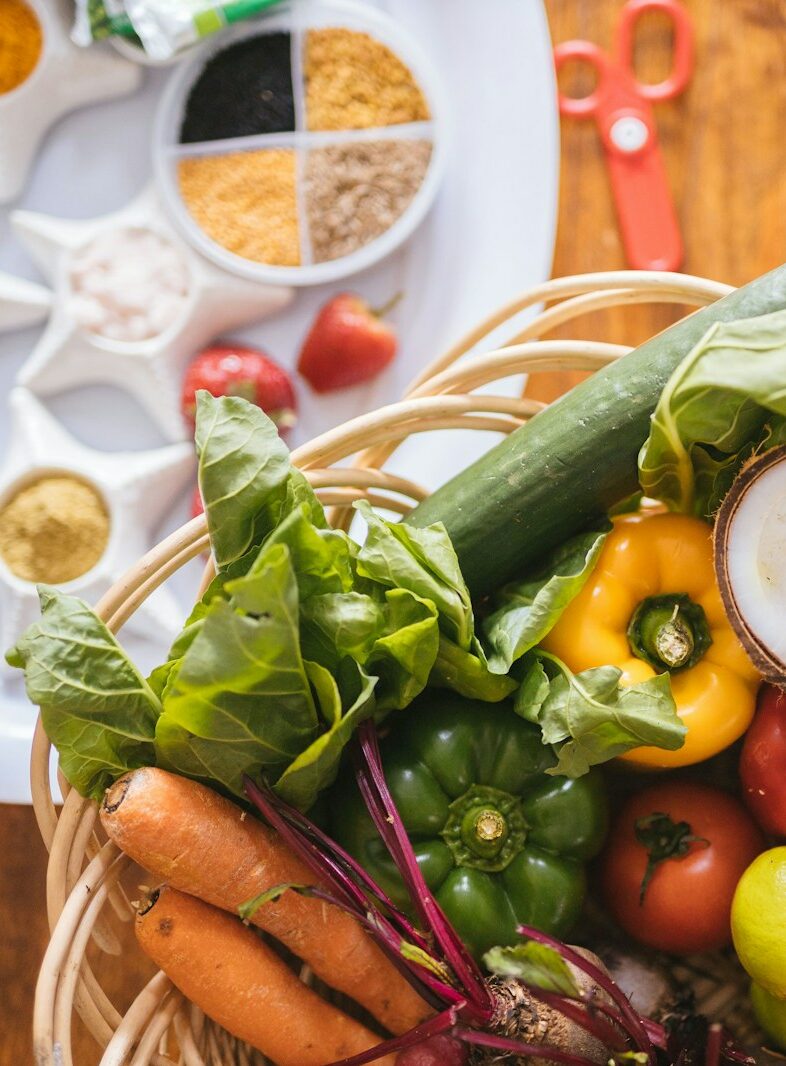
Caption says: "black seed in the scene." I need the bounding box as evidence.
[180,32,295,144]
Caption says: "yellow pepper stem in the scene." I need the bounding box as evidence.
[628,593,712,672]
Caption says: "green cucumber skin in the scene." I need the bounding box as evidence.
[407,264,786,597]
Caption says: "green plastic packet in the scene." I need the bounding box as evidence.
[73,0,285,57]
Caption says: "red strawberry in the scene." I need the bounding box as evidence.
[190,484,204,519]
[182,343,297,433]
[297,293,400,393]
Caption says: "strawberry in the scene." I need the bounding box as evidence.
[182,343,297,433]
[190,484,204,519]
[297,293,400,393]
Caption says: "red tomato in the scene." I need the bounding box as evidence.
[600,781,764,955]
[740,685,786,838]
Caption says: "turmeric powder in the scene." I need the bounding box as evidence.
[0,0,43,95]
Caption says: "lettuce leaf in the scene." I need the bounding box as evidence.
[6,588,160,800]
[274,659,377,810]
[10,394,596,809]
[154,542,320,797]
[483,528,609,673]
[514,653,685,777]
[639,308,786,517]
[195,390,291,570]
[355,500,474,649]
[431,635,517,702]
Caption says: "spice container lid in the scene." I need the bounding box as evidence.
[153,0,448,286]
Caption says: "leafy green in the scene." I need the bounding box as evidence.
[239,882,311,921]
[274,660,377,810]
[516,652,685,777]
[301,588,439,711]
[154,543,320,797]
[195,390,290,570]
[483,528,609,673]
[432,636,516,702]
[6,589,160,800]
[11,394,636,810]
[483,941,580,997]
[355,501,474,649]
[639,308,786,517]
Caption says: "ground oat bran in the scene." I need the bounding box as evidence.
[305,139,432,262]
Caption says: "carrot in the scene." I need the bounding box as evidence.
[136,886,396,1066]
[101,768,430,1035]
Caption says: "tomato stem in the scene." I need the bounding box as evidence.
[634,812,710,904]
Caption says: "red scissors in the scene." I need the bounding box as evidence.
[554,0,694,271]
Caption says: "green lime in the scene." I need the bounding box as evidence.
[751,983,786,1051]
[731,847,786,998]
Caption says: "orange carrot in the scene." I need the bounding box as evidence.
[136,886,397,1066]
[101,768,430,1035]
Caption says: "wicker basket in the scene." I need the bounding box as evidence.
[30,270,740,1066]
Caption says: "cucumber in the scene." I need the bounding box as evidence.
[407,264,786,596]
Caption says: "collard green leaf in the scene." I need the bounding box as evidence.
[532,655,684,777]
[355,501,474,649]
[195,391,291,570]
[273,660,377,810]
[483,528,608,673]
[154,543,319,797]
[6,589,160,800]
[483,942,580,997]
[639,308,786,516]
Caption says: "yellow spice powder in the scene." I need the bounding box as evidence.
[305,28,430,131]
[0,0,42,95]
[0,475,110,584]
[178,148,300,267]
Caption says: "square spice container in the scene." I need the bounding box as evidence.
[153,0,447,286]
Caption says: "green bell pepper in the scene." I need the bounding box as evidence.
[329,693,609,961]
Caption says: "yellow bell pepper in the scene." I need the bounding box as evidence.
[542,512,759,768]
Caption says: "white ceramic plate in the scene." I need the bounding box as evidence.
[0,0,558,803]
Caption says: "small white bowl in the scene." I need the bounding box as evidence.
[153,0,448,287]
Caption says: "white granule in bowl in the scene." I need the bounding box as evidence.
[68,227,191,343]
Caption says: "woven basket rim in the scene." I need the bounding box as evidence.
[29,269,735,1066]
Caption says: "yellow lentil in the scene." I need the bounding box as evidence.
[0,475,110,584]
[0,0,42,95]
[304,28,430,131]
[178,149,301,266]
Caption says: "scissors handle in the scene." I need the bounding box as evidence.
[605,111,683,270]
[615,0,694,101]
[554,40,612,117]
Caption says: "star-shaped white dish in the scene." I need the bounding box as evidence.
[0,0,143,204]
[0,271,51,333]
[0,388,195,663]
[11,187,294,441]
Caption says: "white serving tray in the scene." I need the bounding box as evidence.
[0,0,558,803]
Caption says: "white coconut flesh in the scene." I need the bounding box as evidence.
[715,444,786,679]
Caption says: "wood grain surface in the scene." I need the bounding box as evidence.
[1,2,786,1063]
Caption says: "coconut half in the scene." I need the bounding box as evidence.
[714,444,786,684]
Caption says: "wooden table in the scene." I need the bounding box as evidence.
[2,2,786,1062]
